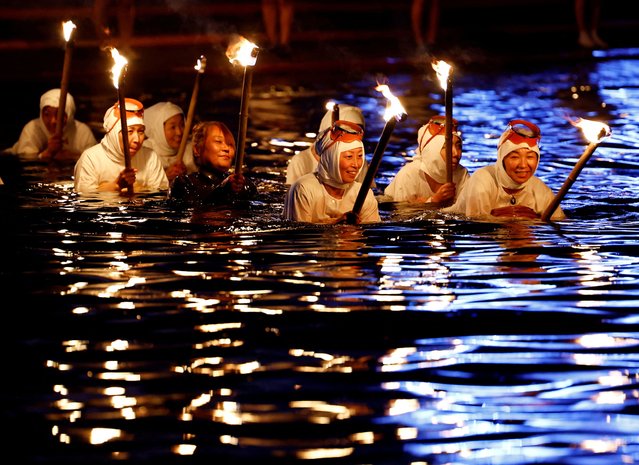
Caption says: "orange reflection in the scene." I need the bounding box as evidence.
[495,223,546,285]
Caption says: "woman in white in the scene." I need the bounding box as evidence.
[447,119,565,221]
[8,88,97,162]
[284,120,380,224]
[73,98,168,194]
[285,103,371,186]
[143,101,197,182]
[384,115,468,205]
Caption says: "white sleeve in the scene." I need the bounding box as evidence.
[284,180,316,222]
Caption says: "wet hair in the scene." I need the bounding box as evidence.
[191,121,236,162]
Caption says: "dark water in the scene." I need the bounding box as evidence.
[2,47,639,465]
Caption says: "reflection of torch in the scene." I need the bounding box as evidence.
[55,20,77,141]
[348,84,407,223]
[110,47,133,195]
[226,36,259,175]
[176,55,207,164]
[541,118,611,221]
[433,60,453,183]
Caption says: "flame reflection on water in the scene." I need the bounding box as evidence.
[3,49,639,464]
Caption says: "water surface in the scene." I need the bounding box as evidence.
[2,47,639,465]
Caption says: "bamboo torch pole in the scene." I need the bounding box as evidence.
[176,55,207,164]
[433,60,453,183]
[541,119,611,221]
[54,21,77,145]
[347,84,407,224]
[226,36,259,176]
[110,47,133,195]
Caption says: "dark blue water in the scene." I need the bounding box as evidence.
[2,47,639,465]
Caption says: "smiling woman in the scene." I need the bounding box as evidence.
[2,36,639,465]
[446,119,566,221]
[283,119,380,224]
[168,120,257,206]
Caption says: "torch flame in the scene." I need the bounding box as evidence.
[226,36,259,67]
[110,47,128,89]
[432,60,452,90]
[195,55,207,73]
[375,84,407,121]
[62,21,76,42]
[572,118,611,143]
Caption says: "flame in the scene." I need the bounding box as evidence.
[109,48,128,89]
[375,84,407,121]
[572,118,611,143]
[226,36,259,67]
[325,101,336,112]
[195,55,207,73]
[62,21,76,42]
[432,60,452,90]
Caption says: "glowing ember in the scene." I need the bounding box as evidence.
[226,36,259,67]
[432,60,452,90]
[62,21,76,42]
[109,48,128,89]
[375,84,407,121]
[572,118,612,143]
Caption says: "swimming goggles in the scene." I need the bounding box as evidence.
[106,98,145,132]
[499,119,541,147]
[329,120,364,143]
[320,119,364,153]
[114,98,144,120]
[418,115,460,149]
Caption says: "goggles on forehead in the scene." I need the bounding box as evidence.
[114,98,144,119]
[329,120,364,143]
[320,120,364,154]
[426,115,459,135]
[500,119,541,148]
[418,115,460,149]
[106,98,144,132]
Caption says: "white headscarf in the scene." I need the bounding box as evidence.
[496,125,541,190]
[417,124,447,183]
[318,104,365,133]
[101,98,145,163]
[144,102,184,156]
[40,88,75,122]
[39,88,77,137]
[315,128,364,189]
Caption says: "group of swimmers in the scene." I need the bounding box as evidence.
[3,88,565,223]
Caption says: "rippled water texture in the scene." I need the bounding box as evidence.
[2,48,639,465]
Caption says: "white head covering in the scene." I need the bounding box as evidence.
[101,98,145,162]
[315,127,364,189]
[417,124,446,182]
[318,104,365,133]
[38,88,77,137]
[144,102,184,156]
[40,88,75,122]
[496,122,541,190]
[417,117,464,184]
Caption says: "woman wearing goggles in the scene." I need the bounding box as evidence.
[285,104,372,187]
[384,115,468,206]
[447,119,565,221]
[284,122,380,224]
[74,98,169,194]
